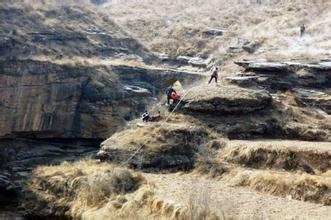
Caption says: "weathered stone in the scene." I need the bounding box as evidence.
[242,41,261,53]
[247,62,289,72]
[227,46,243,53]
[224,76,259,86]
[188,57,211,68]
[176,56,192,64]
[153,52,170,61]
[114,53,143,62]
[202,29,224,37]
[235,60,331,91]
[293,88,331,114]
[181,85,272,114]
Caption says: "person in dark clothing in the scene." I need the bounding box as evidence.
[300,24,306,38]
[165,86,177,105]
[142,111,150,122]
[208,65,218,84]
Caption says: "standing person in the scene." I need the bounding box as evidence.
[208,65,218,84]
[165,86,177,105]
[300,24,306,38]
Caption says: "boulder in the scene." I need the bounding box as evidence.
[202,29,224,37]
[181,85,272,114]
[227,46,243,54]
[176,55,192,64]
[242,41,261,53]
[153,52,170,62]
[188,57,211,68]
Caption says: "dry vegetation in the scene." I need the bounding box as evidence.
[98,122,227,171]
[25,159,231,219]
[225,168,331,205]
[105,0,331,64]
[3,0,330,218]
[222,140,331,174]
[25,159,145,218]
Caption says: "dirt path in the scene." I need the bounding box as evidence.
[145,173,331,219]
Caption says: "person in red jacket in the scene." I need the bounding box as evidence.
[165,86,177,105]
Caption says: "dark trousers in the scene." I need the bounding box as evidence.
[143,116,150,122]
[209,76,217,84]
[167,95,171,105]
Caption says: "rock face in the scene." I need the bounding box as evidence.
[181,85,272,114]
[232,60,331,113]
[233,60,331,90]
[0,59,203,139]
[293,88,331,114]
[97,123,222,170]
[235,61,289,72]
[175,56,210,68]
[0,166,17,206]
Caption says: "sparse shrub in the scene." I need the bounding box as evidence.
[81,168,143,206]
[26,160,145,217]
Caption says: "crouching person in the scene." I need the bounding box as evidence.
[142,111,150,122]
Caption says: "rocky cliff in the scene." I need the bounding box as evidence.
[0,59,203,139]
[0,3,205,209]
[0,2,205,140]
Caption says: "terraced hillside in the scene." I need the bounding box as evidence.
[0,0,330,219]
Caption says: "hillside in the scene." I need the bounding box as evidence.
[0,1,330,219]
[106,0,331,71]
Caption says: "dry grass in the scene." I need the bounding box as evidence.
[222,140,331,174]
[225,168,331,205]
[25,159,231,219]
[104,0,331,64]
[26,159,145,218]
[98,122,227,171]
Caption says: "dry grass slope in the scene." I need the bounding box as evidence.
[24,159,232,219]
[105,0,331,72]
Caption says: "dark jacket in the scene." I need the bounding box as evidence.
[166,87,176,97]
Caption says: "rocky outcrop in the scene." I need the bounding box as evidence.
[175,56,210,68]
[0,59,203,139]
[232,60,331,91]
[235,61,290,72]
[181,85,272,114]
[242,41,261,53]
[97,123,224,170]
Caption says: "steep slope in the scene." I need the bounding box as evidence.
[0,2,152,61]
[0,2,205,212]
[106,0,331,70]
